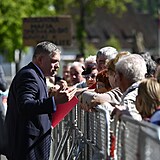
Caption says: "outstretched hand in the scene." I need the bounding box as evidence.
[54,86,77,105]
[111,105,129,120]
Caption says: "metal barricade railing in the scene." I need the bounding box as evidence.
[50,103,111,160]
[87,105,111,160]
[139,127,160,160]
[50,102,160,160]
[114,115,160,160]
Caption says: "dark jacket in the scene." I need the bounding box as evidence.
[4,62,54,160]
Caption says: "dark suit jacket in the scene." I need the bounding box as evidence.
[5,62,54,160]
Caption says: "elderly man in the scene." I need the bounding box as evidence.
[70,62,86,88]
[62,63,72,86]
[80,53,147,121]
[96,46,118,72]
[112,54,147,120]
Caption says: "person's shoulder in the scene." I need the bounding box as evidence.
[105,88,122,104]
[107,87,123,98]
[14,63,38,81]
[122,85,138,101]
[75,81,87,88]
[19,63,38,74]
[108,87,122,93]
[150,110,160,123]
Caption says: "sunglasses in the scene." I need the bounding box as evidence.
[83,74,97,80]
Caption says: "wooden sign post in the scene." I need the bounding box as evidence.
[23,16,72,46]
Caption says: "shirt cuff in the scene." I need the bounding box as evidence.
[52,96,56,112]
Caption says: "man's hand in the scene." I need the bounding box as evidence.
[111,105,129,120]
[57,80,68,89]
[80,102,96,112]
[49,80,69,97]
[54,86,77,105]
[90,96,103,108]
[79,91,97,112]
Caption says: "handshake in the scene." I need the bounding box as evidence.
[48,80,77,105]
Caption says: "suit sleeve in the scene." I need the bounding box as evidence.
[14,71,54,117]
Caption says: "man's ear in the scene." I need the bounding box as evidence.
[36,55,43,66]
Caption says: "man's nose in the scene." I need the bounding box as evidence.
[55,62,60,68]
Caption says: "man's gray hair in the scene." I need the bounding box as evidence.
[33,41,61,58]
[85,55,96,64]
[96,46,118,60]
[115,54,147,82]
[71,61,85,70]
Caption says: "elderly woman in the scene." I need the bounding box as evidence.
[95,69,111,93]
[136,78,160,125]
[82,67,98,88]
[136,78,160,122]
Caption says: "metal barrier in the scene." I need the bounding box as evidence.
[114,115,160,160]
[50,104,110,160]
[50,103,160,160]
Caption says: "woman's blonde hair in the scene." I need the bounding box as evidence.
[107,51,130,72]
[137,78,160,118]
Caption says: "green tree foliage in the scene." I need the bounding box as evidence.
[0,0,55,61]
[0,0,136,61]
[105,35,121,52]
[85,43,97,58]
[133,0,159,17]
[53,0,133,56]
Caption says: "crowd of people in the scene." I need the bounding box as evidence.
[57,46,160,125]
[0,41,160,159]
[55,45,160,125]
[45,43,160,126]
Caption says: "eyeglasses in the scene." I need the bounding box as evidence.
[83,74,97,80]
[145,73,154,78]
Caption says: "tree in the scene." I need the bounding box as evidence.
[85,43,97,58]
[53,0,133,56]
[0,0,55,61]
[133,0,159,17]
[105,35,121,51]
[0,0,134,61]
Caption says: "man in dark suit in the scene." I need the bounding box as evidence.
[4,41,76,160]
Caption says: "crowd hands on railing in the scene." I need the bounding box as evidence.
[47,47,160,126]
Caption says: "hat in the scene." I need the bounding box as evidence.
[82,63,97,75]
[82,67,93,75]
